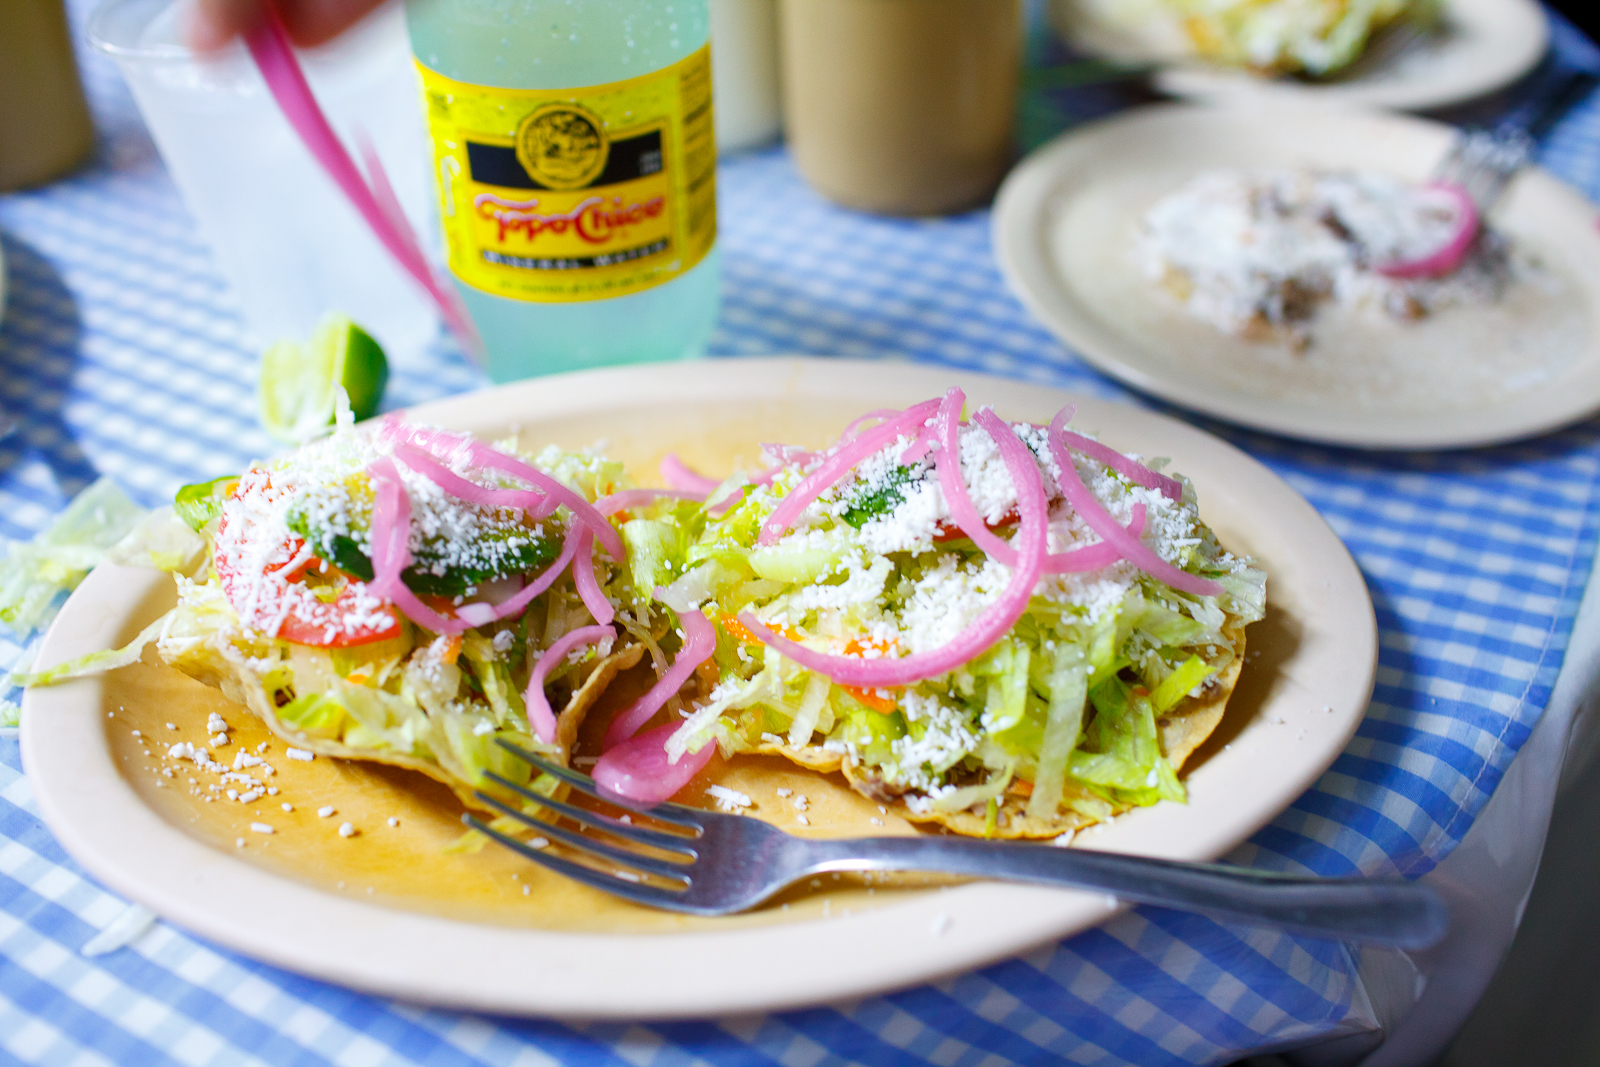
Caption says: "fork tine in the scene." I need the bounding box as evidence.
[494,739,704,828]
[465,815,691,910]
[482,770,698,852]
[474,792,693,882]
[1433,137,1467,185]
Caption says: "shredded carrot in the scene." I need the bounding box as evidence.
[720,613,758,644]
[843,685,898,713]
[726,619,901,713]
[440,634,463,665]
[721,613,803,645]
[843,635,898,656]
[1007,779,1035,797]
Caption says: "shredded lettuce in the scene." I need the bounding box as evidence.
[173,476,237,533]
[145,436,636,803]
[0,478,146,636]
[13,612,173,687]
[1149,654,1215,715]
[108,508,208,575]
[1026,645,1087,821]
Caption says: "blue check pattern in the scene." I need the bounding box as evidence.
[1,5,1598,1064]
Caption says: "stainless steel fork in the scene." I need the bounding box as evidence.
[1433,70,1600,214]
[468,741,1447,948]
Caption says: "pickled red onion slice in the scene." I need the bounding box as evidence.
[369,456,585,631]
[1375,181,1480,279]
[393,443,549,515]
[709,489,745,517]
[756,444,818,482]
[660,454,719,494]
[395,436,588,626]
[594,720,715,804]
[525,624,615,744]
[758,398,942,546]
[1051,505,1146,573]
[364,458,466,634]
[1049,411,1183,502]
[933,388,1013,561]
[1047,410,1222,597]
[571,527,615,626]
[456,525,583,626]
[738,407,1049,686]
[597,488,706,515]
[602,592,718,750]
[841,408,905,440]
[386,421,623,561]
[900,422,940,465]
[934,390,1145,573]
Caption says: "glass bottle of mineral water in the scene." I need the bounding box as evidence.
[405,0,719,382]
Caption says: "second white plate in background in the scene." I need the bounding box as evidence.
[1048,0,1548,113]
[994,104,1600,450]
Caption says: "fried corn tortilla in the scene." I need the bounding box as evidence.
[749,620,1246,839]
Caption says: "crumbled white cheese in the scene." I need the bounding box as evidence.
[286,748,314,762]
[337,822,356,838]
[1139,169,1510,347]
[706,785,753,813]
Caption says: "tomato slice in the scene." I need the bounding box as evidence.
[214,511,401,648]
[274,599,401,647]
[933,507,1020,543]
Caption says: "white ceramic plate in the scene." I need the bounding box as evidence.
[994,104,1600,450]
[22,357,1375,1019]
[1049,0,1548,112]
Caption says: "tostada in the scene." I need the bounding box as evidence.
[595,389,1265,838]
[150,411,648,810]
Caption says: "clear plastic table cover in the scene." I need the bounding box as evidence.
[1,6,1599,1067]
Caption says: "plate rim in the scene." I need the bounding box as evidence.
[992,101,1600,450]
[20,356,1377,1018]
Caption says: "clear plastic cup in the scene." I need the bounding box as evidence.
[89,0,439,365]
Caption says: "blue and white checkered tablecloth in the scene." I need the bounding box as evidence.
[3,4,1600,1065]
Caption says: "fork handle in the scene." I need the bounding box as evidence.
[803,837,1447,948]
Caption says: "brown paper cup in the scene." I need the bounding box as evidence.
[780,0,1022,216]
[0,0,94,191]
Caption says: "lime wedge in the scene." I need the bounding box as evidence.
[258,314,389,442]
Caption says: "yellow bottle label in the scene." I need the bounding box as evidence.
[416,45,716,304]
